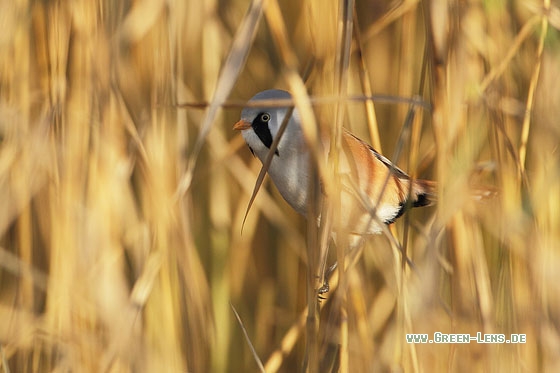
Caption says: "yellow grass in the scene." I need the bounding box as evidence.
[0,0,559,371]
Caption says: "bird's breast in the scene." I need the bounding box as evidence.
[264,151,311,216]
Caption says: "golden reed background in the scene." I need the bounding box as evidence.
[0,0,559,371]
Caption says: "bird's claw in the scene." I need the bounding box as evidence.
[316,281,330,301]
[318,282,330,295]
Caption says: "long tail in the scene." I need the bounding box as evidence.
[411,179,498,208]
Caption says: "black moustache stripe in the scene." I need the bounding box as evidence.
[252,114,279,156]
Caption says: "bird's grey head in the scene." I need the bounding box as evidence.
[235,89,301,159]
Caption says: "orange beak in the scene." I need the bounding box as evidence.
[233,119,251,131]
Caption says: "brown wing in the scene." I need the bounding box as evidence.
[340,130,435,224]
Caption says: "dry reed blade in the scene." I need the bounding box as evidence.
[263,309,307,373]
[352,8,382,152]
[230,303,265,373]
[478,16,540,94]
[519,5,550,174]
[332,1,355,372]
[176,0,266,198]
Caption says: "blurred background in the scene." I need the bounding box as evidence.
[0,0,559,371]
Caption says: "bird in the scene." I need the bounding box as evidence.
[233,89,436,239]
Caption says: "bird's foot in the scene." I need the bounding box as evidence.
[316,262,338,300]
[317,281,330,299]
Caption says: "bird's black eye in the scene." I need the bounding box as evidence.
[260,113,270,122]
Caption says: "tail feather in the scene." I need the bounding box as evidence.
[411,179,437,207]
[469,185,499,200]
[411,179,498,208]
